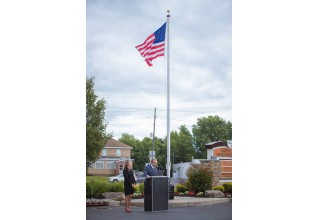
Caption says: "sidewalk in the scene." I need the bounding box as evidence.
[94,196,232,207]
[130,196,231,207]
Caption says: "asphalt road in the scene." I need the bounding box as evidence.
[86,202,232,220]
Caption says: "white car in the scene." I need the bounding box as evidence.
[108,173,137,182]
[109,174,124,182]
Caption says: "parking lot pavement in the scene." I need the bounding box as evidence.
[87,202,232,220]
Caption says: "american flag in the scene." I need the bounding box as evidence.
[135,23,166,67]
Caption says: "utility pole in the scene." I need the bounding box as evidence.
[152,107,156,159]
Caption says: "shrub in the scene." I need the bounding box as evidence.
[86,181,106,197]
[176,184,189,193]
[186,165,213,193]
[108,181,124,192]
[223,182,232,194]
[86,181,93,196]
[185,180,191,190]
[134,184,140,193]
[139,182,144,193]
[213,185,225,192]
[86,180,124,197]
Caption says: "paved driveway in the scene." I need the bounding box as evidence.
[86,202,232,220]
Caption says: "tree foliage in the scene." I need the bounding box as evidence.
[119,133,145,171]
[119,133,167,171]
[170,125,195,163]
[192,115,232,158]
[118,115,232,171]
[86,76,111,169]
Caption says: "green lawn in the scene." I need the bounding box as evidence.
[86,175,109,182]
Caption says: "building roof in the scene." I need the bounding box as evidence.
[105,138,133,149]
[205,141,228,149]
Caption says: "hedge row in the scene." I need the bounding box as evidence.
[86,180,124,197]
[86,180,145,197]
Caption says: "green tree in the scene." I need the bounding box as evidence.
[192,115,232,158]
[86,76,111,170]
[119,133,144,171]
[153,137,166,169]
[139,137,153,167]
[119,134,167,171]
[170,125,195,163]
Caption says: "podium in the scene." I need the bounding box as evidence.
[144,176,169,211]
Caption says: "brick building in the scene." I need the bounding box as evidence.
[87,138,134,176]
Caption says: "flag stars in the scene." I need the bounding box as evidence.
[135,22,167,66]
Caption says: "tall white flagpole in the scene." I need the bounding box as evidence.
[166,10,171,178]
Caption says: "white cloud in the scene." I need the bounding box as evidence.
[87,0,232,140]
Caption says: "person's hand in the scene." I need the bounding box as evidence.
[147,175,151,178]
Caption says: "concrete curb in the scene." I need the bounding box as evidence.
[186,198,231,207]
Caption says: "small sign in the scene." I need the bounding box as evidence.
[227,140,232,148]
[149,151,156,157]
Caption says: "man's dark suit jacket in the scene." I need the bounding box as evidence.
[143,164,157,177]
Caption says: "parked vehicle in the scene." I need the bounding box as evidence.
[108,174,124,182]
[108,173,138,182]
[135,173,146,183]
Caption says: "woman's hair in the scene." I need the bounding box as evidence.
[124,160,132,169]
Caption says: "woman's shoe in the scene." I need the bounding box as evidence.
[125,208,129,212]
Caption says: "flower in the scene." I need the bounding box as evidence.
[133,192,142,197]
[196,192,204,196]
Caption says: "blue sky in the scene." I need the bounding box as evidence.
[87,0,232,139]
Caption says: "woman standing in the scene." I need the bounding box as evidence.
[123,160,136,212]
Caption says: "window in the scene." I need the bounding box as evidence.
[107,161,115,169]
[95,162,104,169]
[89,163,94,169]
[116,149,121,156]
[102,148,107,156]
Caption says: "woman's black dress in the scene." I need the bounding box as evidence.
[123,168,136,196]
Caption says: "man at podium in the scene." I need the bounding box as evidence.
[143,158,158,177]
[143,158,169,211]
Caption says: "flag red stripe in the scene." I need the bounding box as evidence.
[145,47,165,58]
[145,53,164,66]
[137,41,155,56]
[141,44,163,57]
[135,34,155,49]
[141,43,165,57]
[136,40,154,53]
